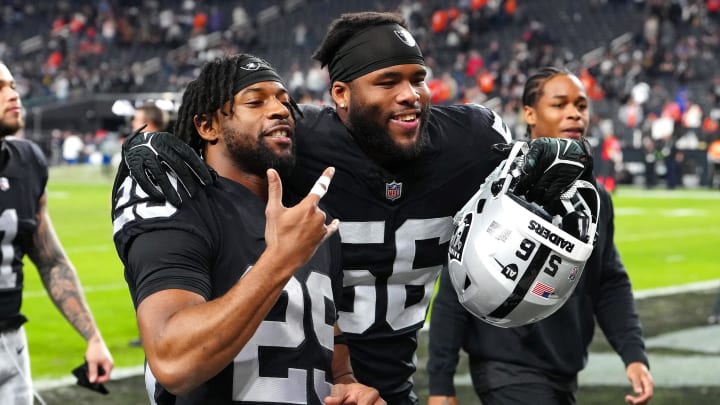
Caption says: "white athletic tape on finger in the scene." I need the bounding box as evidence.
[309,175,331,197]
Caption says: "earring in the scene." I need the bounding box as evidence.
[339,103,346,109]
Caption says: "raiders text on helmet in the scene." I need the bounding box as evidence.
[447,142,600,328]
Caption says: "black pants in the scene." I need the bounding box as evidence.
[713,287,720,315]
[384,390,419,405]
[479,383,576,405]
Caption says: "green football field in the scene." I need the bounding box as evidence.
[22,166,720,380]
[23,166,143,380]
[611,188,720,288]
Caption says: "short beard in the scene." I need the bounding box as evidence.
[0,119,22,137]
[225,131,296,179]
[346,100,430,169]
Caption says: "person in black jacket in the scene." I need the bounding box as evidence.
[427,66,654,405]
[709,288,720,324]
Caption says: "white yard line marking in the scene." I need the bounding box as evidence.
[633,278,720,299]
[616,190,720,199]
[35,365,145,391]
[615,207,711,217]
[615,227,719,243]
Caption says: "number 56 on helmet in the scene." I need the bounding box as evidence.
[447,142,600,328]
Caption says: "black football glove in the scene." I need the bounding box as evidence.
[71,360,109,395]
[111,157,130,218]
[492,138,594,214]
[122,130,215,207]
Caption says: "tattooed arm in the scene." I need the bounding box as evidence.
[26,193,114,384]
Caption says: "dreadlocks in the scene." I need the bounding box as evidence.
[174,54,301,155]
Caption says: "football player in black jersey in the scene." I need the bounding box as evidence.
[0,62,114,402]
[427,67,654,405]
[127,102,169,348]
[112,54,384,405]
[117,13,593,405]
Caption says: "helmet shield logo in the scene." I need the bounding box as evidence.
[568,265,580,281]
[241,61,261,71]
[449,213,472,262]
[394,28,417,47]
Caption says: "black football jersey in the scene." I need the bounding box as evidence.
[288,104,511,399]
[112,176,343,405]
[0,139,48,327]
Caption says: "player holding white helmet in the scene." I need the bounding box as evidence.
[447,141,600,328]
[429,66,653,405]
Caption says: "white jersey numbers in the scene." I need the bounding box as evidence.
[0,209,18,290]
[112,176,178,235]
[338,217,453,334]
[232,272,334,403]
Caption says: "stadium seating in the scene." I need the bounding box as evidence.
[3,0,717,186]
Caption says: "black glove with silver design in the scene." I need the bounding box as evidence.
[119,129,215,207]
[492,137,594,215]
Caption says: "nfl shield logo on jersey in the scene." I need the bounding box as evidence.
[385,181,402,201]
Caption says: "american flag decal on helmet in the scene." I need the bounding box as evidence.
[385,181,402,201]
[531,281,555,299]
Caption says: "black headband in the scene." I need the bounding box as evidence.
[229,55,303,120]
[328,24,425,83]
[232,55,285,94]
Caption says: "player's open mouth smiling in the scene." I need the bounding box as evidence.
[266,129,289,138]
[264,127,292,146]
[391,112,420,130]
[395,113,417,122]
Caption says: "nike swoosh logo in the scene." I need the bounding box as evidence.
[16,346,24,355]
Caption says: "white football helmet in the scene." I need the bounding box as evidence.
[447,141,600,328]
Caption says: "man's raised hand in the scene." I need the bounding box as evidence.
[264,167,339,269]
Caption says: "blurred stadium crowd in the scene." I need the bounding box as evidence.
[1,0,719,188]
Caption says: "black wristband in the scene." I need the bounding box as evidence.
[334,334,348,346]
